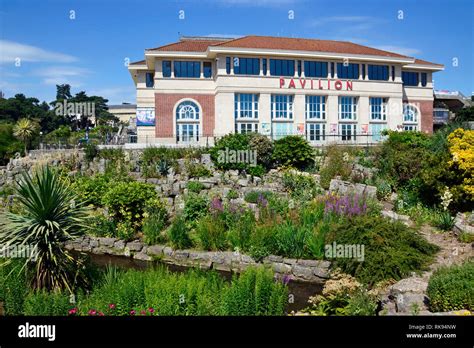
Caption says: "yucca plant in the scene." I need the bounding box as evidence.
[0,166,90,292]
[13,118,39,155]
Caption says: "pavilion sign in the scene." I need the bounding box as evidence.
[279,77,353,91]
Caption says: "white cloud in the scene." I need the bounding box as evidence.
[373,45,421,57]
[0,40,78,64]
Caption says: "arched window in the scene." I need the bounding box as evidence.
[403,104,418,131]
[175,100,200,142]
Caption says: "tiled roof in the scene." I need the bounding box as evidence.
[129,60,146,65]
[413,58,444,67]
[147,40,228,52]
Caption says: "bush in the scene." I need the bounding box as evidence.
[247,164,266,177]
[432,210,455,231]
[185,161,212,178]
[326,215,439,285]
[101,181,156,229]
[142,201,169,245]
[168,216,193,249]
[222,267,287,316]
[88,212,117,237]
[227,210,256,251]
[195,215,228,251]
[244,190,273,204]
[186,181,205,193]
[249,133,274,169]
[427,262,474,312]
[0,260,29,315]
[84,143,99,162]
[23,290,73,316]
[210,133,251,171]
[319,145,353,189]
[282,170,322,202]
[226,189,239,200]
[272,135,314,170]
[183,193,209,223]
[71,174,113,206]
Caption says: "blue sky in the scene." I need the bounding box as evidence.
[0,0,472,104]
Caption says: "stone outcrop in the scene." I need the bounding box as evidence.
[329,178,377,199]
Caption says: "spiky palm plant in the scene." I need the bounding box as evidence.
[0,166,90,292]
[13,118,38,155]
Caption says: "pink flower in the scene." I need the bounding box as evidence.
[88,309,97,316]
[140,310,147,315]
[148,307,155,313]
[130,310,136,316]
[68,308,77,315]
[109,303,116,309]
[98,312,105,316]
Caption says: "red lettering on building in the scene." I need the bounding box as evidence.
[279,78,285,88]
[335,80,342,90]
[277,78,354,91]
[288,78,296,88]
[347,80,353,90]
[299,79,306,88]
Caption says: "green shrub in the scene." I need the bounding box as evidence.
[168,216,193,249]
[116,220,135,241]
[282,171,322,201]
[432,211,455,231]
[272,220,314,259]
[249,133,274,169]
[88,213,117,237]
[186,161,212,178]
[374,178,392,200]
[326,215,439,285]
[247,164,266,177]
[244,190,273,204]
[210,133,251,171]
[319,145,353,189]
[427,262,474,312]
[226,189,239,200]
[142,202,169,245]
[183,193,209,223]
[272,135,314,170]
[222,267,287,316]
[101,181,156,228]
[84,143,99,162]
[227,210,256,251]
[98,148,125,161]
[186,181,205,193]
[0,260,29,315]
[23,290,73,316]
[195,215,228,251]
[248,225,275,261]
[71,174,112,206]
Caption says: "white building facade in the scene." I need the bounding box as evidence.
[128,35,444,146]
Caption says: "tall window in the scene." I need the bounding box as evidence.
[307,123,326,142]
[145,72,154,88]
[337,63,359,79]
[305,95,326,120]
[370,124,387,142]
[262,59,267,75]
[338,96,357,120]
[162,61,171,78]
[304,61,328,78]
[421,73,427,87]
[226,57,231,74]
[233,57,260,75]
[272,122,294,140]
[402,71,419,86]
[271,95,293,119]
[270,59,295,76]
[340,124,357,141]
[234,94,259,119]
[297,60,302,77]
[174,61,200,78]
[368,65,389,80]
[203,62,212,78]
[391,66,395,81]
[370,97,387,121]
[176,100,200,143]
[403,104,418,131]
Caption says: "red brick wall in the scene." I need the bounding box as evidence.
[154,93,215,138]
[404,99,433,134]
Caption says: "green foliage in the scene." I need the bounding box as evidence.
[272,135,314,170]
[226,189,239,200]
[142,203,169,245]
[168,216,193,249]
[141,146,203,178]
[210,133,251,171]
[88,213,117,237]
[98,148,125,161]
[195,215,228,251]
[183,193,209,223]
[282,171,322,201]
[247,164,266,177]
[101,180,156,229]
[186,181,205,193]
[319,145,353,189]
[374,178,392,200]
[23,290,73,316]
[71,174,112,206]
[84,143,99,162]
[227,210,256,251]
[0,166,89,292]
[427,262,474,312]
[0,259,29,315]
[326,215,439,285]
[222,267,287,316]
[0,122,24,165]
[432,210,455,231]
[249,133,274,169]
[244,190,273,204]
[185,161,212,178]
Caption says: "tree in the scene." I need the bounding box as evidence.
[0,166,90,292]
[454,106,474,122]
[13,118,39,154]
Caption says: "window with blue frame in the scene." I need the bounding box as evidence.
[330,62,335,78]
[391,66,395,81]
[297,60,302,77]
[262,59,267,75]
[271,95,294,119]
[305,95,326,119]
[340,124,357,141]
[272,122,294,140]
[370,124,387,142]
[369,97,387,121]
[338,96,357,120]
[402,71,419,86]
[304,61,328,78]
[270,59,295,76]
[403,104,418,123]
[234,94,259,119]
[203,62,212,78]
[233,57,260,75]
[306,123,325,141]
[145,72,154,87]
[176,100,200,143]
[226,57,231,74]
[162,61,171,78]
[337,63,359,79]
[421,73,427,87]
[368,65,389,80]
[174,61,200,78]
[361,64,366,79]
